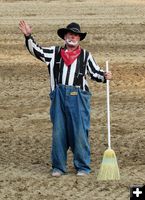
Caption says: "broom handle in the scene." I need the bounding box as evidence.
[106,61,111,149]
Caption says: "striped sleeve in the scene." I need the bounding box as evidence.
[25,35,55,65]
[87,53,106,83]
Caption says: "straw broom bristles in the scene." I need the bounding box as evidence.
[97,148,120,180]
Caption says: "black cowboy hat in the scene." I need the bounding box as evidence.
[57,22,87,41]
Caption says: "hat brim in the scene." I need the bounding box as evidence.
[57,28,87,41]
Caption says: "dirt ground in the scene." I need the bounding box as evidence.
[0,0,145,199]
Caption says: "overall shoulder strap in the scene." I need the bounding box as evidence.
[79,49,89,75]
[80,49,89,74]
[53,46,61,85]
[47,46,61,75]
[84,49,89,65]
[74,48,89,87]
[55,46,61,63]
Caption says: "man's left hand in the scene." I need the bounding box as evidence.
[104,71,112,80]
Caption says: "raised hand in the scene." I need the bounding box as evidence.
[19,20,32,36]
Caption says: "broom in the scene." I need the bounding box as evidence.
[97,61,120,181]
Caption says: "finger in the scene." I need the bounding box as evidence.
[19,20,25,28]
[20,20,26,28]
[19,21,22,27]
[19,22,23,28]
[23,21,28,28]
[19,20,24,26]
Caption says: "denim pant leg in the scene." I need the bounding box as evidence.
[66,88,91,173]
[50,87,69,173]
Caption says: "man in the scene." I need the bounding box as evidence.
[19,20,112,177]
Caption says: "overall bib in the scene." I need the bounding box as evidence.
[49,84,91,174]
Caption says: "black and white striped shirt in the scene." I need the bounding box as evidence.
[25,35,106,91]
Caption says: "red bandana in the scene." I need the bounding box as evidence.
[60,46,81,66]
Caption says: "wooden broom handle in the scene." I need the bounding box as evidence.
[106,61,111,149]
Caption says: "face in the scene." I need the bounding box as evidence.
[64,32,80,47]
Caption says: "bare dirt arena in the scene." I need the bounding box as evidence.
[0,0,145,199]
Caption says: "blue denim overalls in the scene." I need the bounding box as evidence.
[49,84,91,174]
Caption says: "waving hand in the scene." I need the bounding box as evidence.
[19,20,32,36]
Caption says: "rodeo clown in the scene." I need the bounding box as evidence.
[19,20,112,177]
